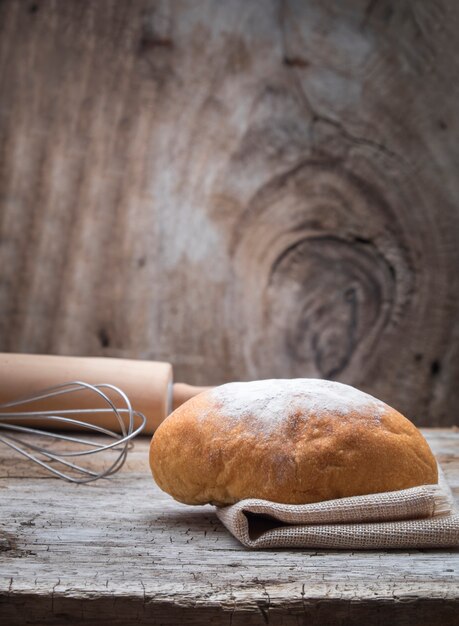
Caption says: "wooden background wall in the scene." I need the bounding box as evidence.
[0,0,458,426]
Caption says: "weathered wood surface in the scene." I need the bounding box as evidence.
[1,0,459,426]
[0,429,458,625]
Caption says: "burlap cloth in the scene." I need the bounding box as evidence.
[215,464,459,549]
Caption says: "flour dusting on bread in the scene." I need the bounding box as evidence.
[209,379,387,435]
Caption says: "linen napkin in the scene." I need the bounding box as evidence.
[215,464,459,549]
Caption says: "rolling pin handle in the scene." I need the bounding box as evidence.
[172,383,211,411]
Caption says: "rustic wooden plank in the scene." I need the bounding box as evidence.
[1,0,459,425]
[0,429,458,624]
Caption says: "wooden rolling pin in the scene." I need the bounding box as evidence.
[0,353,210,434]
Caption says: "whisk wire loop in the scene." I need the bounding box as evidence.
[0,381,146,483]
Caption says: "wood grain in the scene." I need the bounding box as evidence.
[1,1,459,425]
[0,429,458,625]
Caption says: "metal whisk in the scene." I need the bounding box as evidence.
[0,381,146,483]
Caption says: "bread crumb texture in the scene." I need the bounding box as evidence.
[149,379,438,505]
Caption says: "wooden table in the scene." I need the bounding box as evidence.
[1,429,458,625]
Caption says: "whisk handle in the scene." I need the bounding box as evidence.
[0,353,188,433]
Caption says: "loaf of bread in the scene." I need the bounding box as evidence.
[149,379,438,505]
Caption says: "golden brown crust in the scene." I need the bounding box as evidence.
[149,381,438,505]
